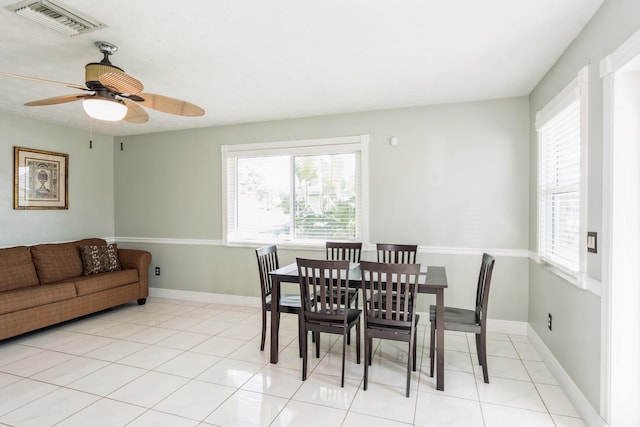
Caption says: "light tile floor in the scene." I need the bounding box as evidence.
[0,298,586,426]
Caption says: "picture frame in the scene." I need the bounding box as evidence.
[14,146,68,210]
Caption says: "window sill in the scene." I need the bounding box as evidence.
[530,252,601,296]
[225,240,326,251]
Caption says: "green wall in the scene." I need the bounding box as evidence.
[528,0,640,411]
[115,97,530,319]
[0,112,114,248]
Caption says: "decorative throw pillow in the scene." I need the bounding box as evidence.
[79,244,121,275]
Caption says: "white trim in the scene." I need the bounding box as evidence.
[220,134,369,246]
[150,286,528,335]
[528,325,606,427]
[578,65,590,292]
[221,134,365,154]
[359,135,371,245]
[115,237,223,246]
[535,68,585,129]
[599,28,640,78]
[536,66,589,284]
[487,319,528,335]
[600,66,613,422]
[415,246,529,258]
[599,27,640,425]
[149,287,261,307]
[115,236,529,258]
[527,250,602,297]
[378,312,527,332]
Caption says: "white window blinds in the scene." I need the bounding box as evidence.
[222,135,369,246]
[536,67,588,277]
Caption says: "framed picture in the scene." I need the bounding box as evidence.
[14,146,68,210]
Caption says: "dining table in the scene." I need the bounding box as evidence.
[268,261,448,391]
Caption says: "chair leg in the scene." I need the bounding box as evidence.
[429,321,436,377]
[260,309,267,351]
[363,331,369,391]
[412,329,417,371]
[368,337,373,365]
[478,332,489,383]
[298,313,304,358]
[356,319,361,364]
[406,340,413,397]
[301,326,308,381]
[341,333,347,387]
[475,333,482,365]
[346,292,359,346]
[315,332,321,358]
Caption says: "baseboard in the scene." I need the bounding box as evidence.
[150,288,527,336]
[487,318,528,335]
[527,325,606,427]
[149,287,261,307]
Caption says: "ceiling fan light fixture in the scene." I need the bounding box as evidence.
[82,98,127,121]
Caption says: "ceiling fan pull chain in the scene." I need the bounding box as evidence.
[120,136,124,151]
[89,118,93,149]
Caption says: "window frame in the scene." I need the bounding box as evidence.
[535,66,589,287]
[221,134,370,248]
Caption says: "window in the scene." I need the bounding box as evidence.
[222,135,369,246]
[536,67,588,280]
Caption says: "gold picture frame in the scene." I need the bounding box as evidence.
[14,146,68,210]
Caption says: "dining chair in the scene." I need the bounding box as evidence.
[256,245,304,356]
[429,253,496,383]
[375,243,418,308]
[360,260,421,397]
[297,258,361,387]
[326,241,362,343]
[376,243,418,264]
[326,241,362,263]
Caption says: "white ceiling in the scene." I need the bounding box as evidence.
[0,0,604,137]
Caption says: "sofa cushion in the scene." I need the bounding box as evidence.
[80,244,121,275]
[0,282,77,315]
[74,269,138,296]
[31,238,106,285]
[0,246,40,292]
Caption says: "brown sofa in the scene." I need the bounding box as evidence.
[0,238,151,341]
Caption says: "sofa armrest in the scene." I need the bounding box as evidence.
[117,249,152,298]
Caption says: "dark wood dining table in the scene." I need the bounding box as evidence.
[268,262,448,391]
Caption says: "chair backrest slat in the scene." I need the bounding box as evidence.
[256,245,279,300]
[475,253,496,324]
[326,241,362,263]
[360,261,420,328]
[297,258,350,323]
[376,243,418,264]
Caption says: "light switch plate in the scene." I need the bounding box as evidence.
[587,232,597,253]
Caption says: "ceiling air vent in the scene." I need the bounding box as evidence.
[7,0,105,36]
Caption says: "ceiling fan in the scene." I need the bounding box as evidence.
[0,41,205,123]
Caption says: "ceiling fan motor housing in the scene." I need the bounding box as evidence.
[85,62,123,90]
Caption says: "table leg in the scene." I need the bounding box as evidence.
[436,288,445,391]
[270,276,280,364]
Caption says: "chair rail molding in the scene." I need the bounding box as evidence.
[114,236,528,259]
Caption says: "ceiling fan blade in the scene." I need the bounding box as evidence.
[25,94,89,106]
[0,72,87,91]
[99,72,144,95]
[122,99,149,123]
[136,93,205,117]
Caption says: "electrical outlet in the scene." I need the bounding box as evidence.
[548,313,552,331]
[155,267,160,276]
